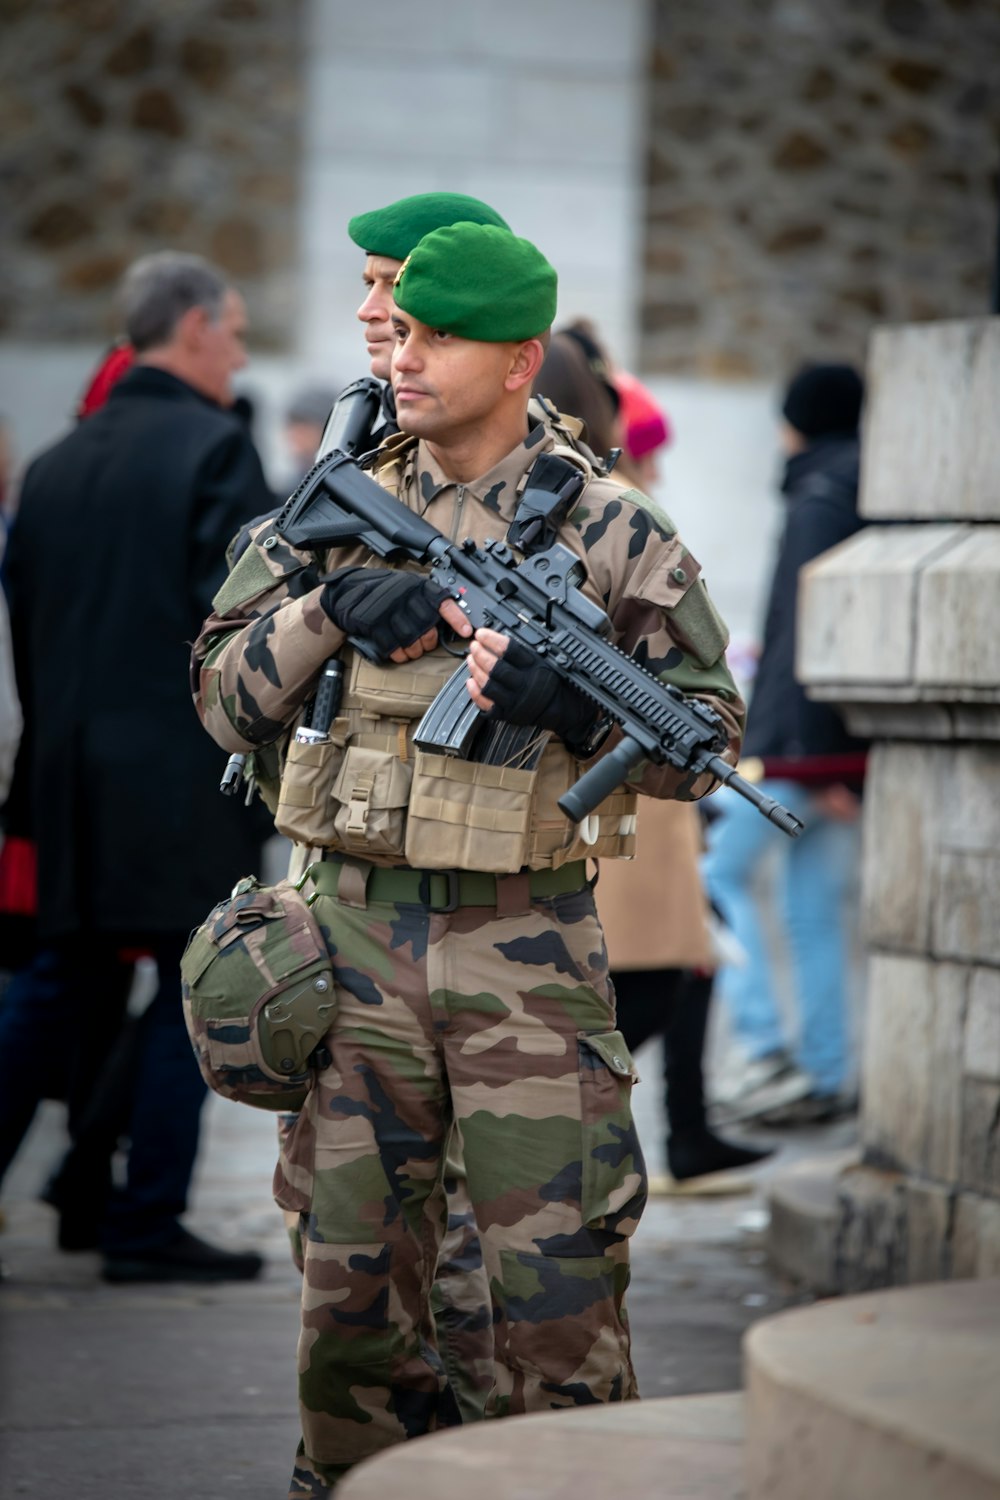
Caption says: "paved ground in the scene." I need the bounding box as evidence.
[0,1035,857,1500]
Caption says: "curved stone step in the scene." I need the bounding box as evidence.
[339,1391,744,1500]
[745,1278,1000,1500]
[764,1149,859,1293]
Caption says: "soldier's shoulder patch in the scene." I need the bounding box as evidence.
[213,543,277,614]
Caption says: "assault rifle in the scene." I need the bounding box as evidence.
[275,449,803,837]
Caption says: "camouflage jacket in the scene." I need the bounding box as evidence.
[192,412,744,809]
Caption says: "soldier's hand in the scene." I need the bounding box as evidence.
[385,596,471,664]
[467,628,598,743]
[320,567,470,663]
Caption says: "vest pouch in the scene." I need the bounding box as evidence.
[351,648,461,719]
[404,750,535,874]
[181,875,335,1112]
[274,719,348,847]
[330,743,412,859]
[526,741,639,867]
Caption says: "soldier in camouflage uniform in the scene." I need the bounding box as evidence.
[192,222,744,1496]
[268,193,511,1433]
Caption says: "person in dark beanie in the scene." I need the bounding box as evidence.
[703,362,868,1127]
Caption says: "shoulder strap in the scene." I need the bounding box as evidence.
[529,394,617,475]
[368,430,419,496]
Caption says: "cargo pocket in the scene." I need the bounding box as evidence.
[330,744,412,858]
[274,719,347,847]
[492,1247,621,1399]
[404,751,535,873]
[578,1030,645,1227]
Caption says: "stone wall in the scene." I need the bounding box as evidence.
[0,0,304,349]
[793,318,1000,1290]
[641,0,1000,377]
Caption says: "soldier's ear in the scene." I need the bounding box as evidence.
[504,338,546,394]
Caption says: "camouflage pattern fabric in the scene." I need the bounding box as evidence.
[192,418,745,800]
[191,411,741,1495]
[271,878,645,1490]
[278,1106,493,1424]
[431,1150,493,1426]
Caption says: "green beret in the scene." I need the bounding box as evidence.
[347,192,510,262]
[393,223,557,342]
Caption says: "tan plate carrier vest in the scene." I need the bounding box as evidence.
[272,439,638,874]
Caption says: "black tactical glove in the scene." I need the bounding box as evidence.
[320,567,451,658]
[482,636,603,752]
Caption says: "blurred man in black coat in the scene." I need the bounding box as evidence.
[3,251,273,1280]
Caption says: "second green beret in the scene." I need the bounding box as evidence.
[393,222,558,342]
[347,192,510,262]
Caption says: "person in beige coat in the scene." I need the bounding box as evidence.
[533,331,771,1185]
[597,798,771,1184]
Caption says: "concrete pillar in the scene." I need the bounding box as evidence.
[789,317,1000,1289]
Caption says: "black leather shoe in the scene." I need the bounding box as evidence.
[102,1227,265,1284]
[40,1163,110,1251]
[667,1127,774,1182]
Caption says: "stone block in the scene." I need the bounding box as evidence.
[952,1193,1000,1279]
[932,851,1000,966]
[860,747,932,952]
[339,1393,745,1500]
[797,525,962,688]
[960,1078,1000,1197]
[862,956,966,1181]
[975,1199,1000,1277]
[862,956,935,1175]
[915,528,1000,687]
[861,319,1000,521]
[926,963,967,1182]
[312,0,645,72]
[863,745,1000,961]
[822,702,1000,745]
[964,969,1000,1083]
[904,1179,953,1284]
[833,1164,907,1293]
[936,746,1000,854]
[765,1151,858,1294]
[951,1191,982,1279]
[746,1280,1000,1500]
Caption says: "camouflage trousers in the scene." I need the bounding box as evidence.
[279,1126,494,1428]
[275,878,647,1492]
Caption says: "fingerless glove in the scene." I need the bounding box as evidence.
[320,567,450,658]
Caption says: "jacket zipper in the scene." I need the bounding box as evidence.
[449,484,466,541]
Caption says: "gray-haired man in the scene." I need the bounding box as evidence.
[3,251,273,1281]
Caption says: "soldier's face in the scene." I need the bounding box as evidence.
[390,311,515,440]
[357,256,403,380]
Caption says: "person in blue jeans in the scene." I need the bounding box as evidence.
[703,781,861,1121]
[703,363,869,1125]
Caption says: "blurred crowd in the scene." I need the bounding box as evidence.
[0,247,866,1289]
